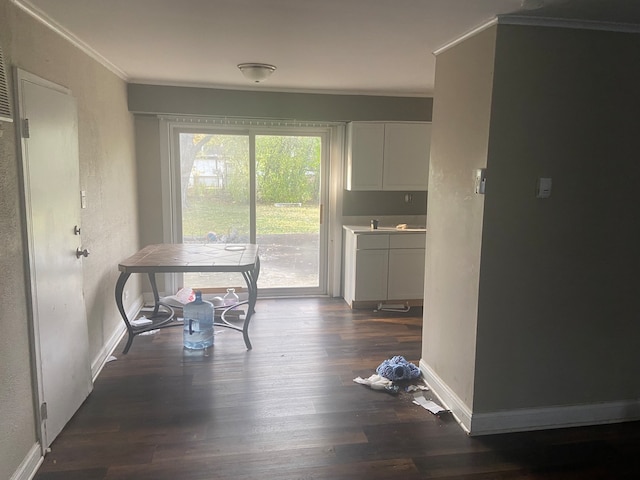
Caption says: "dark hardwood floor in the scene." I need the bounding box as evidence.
[35,298,639,479]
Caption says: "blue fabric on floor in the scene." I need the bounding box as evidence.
[376,355,421,381]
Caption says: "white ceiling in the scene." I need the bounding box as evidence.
[16,0,640,97]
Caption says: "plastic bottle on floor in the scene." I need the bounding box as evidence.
[223,288,239,306]
[183,290,214,349]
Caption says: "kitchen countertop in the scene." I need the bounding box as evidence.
[343,225,426,234]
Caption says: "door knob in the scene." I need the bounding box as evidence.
[76,247,90,258]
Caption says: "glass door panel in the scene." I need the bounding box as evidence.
[255,135,321,289]
[175,126,327,295]
[179,132,249,289]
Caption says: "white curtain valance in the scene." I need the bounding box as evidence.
[157,115,340,129]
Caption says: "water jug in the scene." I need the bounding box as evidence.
[223,288,239,306]
[183,290,214,349]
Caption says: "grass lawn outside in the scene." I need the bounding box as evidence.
[183,193,320,241]
[182,193,321,289]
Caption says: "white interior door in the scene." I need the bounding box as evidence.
[16,70,92,448]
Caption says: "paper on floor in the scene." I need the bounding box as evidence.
[139,329,159,336]
[412,393,448,415]
[131,316,153,327]
[406,384,429,392]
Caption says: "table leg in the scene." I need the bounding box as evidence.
[240,256,260,350]
[115,271,135,354]
[148,272,160,316]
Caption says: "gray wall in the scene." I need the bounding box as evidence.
[128,84,432,122]
[132,90,433,249]
[135,115,164,250]
[0,0,139,477]
[421,26,497,410]
[474,25,640,412]
[423,21,640,430]
[342,190,427,216]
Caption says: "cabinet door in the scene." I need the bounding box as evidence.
[343,230,357,304]
[382,123,431,191]
[354,249,389,300]
[346,122,384,190]
[387,248,425,300]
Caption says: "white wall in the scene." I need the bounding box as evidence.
[420,26,497,426]
[0,0,140,477]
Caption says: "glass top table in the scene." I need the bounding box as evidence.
[115,243,260,354]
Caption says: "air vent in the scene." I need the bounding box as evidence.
[0,46,13,122]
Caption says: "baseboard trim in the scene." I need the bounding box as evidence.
[471,399,640,436]
[419,359,640,436]
[90,294,143,380]
[419,359,472,434]
[10,442,42,480]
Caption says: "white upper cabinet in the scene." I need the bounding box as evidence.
[345,122,431,191]
[383,122,431,190]
[345,122,385,190]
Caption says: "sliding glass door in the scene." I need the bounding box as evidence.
[254,134,323,290]
[174,124,328,296]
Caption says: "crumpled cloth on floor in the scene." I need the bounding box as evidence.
[353,374,393,390]
[353,374,400,394]
[376,355,421,381]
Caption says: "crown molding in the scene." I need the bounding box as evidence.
[433,17,498,56]
[11,0,128,80]
[434,14,640,56]
[497,14,640,34]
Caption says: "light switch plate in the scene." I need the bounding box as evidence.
[536,178,552,198]
[475,168,486,195]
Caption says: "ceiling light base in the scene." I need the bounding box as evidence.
[237,63,276,83]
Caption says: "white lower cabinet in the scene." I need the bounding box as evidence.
[354,249,389,301]
[343,227,426,308]
[387,248,425,300]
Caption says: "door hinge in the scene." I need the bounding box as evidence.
[22,118,30,138]
[40,402,48,420]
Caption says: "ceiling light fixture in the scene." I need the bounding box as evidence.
[237,63,276,83]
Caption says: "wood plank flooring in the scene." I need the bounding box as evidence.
[34,298,640,479]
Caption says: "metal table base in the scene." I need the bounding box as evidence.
[115,244,260,354]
